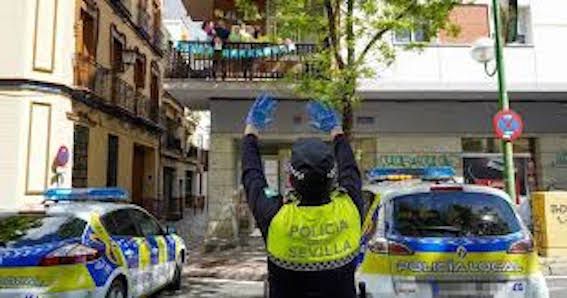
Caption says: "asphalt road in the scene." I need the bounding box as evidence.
[156,276,567,298]
[547,276,567,298]
[157,277,263,298]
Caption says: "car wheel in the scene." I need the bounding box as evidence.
[167,264,182,291]
[106,278,126,298]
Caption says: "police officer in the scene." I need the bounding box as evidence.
[241,94,363,298]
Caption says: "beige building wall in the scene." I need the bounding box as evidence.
[73,102,159,197]
[92,0,165,100]
[0,90,73,208]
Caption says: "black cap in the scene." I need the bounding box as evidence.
[290,138,334,178]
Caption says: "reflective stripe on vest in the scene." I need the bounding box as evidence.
[267,191,361,271]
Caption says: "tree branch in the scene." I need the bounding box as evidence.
[355,4,414,66]
[324,0,344,69]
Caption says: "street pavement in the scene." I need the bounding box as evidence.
[158,277,263,298]
[158,207,567,297]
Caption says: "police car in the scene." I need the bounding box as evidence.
[356,167,549,298]
[0,188,186,298]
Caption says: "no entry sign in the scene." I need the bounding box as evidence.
[493,109,524,141]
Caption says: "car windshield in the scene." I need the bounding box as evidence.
[0,214,86,248]
[392,191,522,237]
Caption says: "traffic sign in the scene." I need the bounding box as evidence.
[493,109,524,141]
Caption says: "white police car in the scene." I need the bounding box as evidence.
[356,167,548,298]
[0,188,186,298]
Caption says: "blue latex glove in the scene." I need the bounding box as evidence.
[246,93,278,130]
[307,101,341,132]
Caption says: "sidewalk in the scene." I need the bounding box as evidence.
[186,235,267,281]
[540,256,567,276]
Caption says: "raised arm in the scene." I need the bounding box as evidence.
[307,101,364,219]
[241,132,281,238]
[240,94,281,239]
[332,131,363,218]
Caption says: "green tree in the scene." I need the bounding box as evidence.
[238,0,460,137]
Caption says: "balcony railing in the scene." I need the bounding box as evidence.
[166,41,317,80]
[109,0,131,17]
[166,134,182,152]
[137,9,151,39]
[74,54,158,123]
[152,28,166,53]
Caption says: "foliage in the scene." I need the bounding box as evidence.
[237,0,461,136]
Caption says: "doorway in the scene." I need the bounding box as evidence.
[132,145,145,206]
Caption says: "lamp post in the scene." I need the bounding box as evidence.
[471,0,517,203]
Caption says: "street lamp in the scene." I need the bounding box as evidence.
[470,0,517,203]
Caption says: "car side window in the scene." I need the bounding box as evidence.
[130,209,164,237]
[101,209,140,237]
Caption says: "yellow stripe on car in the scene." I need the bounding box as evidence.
[156,236,167,264]
[0,265,95,292]
[136,238,151,269]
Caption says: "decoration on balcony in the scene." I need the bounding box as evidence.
[176,42,298,60]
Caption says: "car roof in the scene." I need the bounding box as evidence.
[47,202,146,221]
[363,181,512,205]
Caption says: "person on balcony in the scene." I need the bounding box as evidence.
[241,94,363,298]
[202,21,216,41]
[211,36,225,80]
[214,20,231,42]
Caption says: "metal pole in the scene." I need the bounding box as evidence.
[492,0,517,203]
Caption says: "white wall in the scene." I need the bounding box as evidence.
[0,91,73,208]
[0,0,75,85]
[361,0,567,92]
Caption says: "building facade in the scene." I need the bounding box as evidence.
[165,0,567,240]
[0,0,168,212]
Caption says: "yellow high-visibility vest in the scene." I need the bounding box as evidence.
[267,191,361,271]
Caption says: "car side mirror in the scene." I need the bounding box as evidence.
[166,225,177,235]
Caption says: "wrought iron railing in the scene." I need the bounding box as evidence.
[166,41,317,80]
[166,134,182,151]
[137,9,151,39]
[74,54,158,123]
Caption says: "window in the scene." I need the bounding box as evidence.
[80,10,98,58]
[130,209,163,236]
[393,22,431,44]
[110,26,126,72]
[72,125,89,188]
[393,192,521,237]
[134,53,146,88]
[106,134,119,187]
[102,209,140,236]
[0,215,86,247]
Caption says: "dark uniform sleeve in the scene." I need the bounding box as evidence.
[241,134,282,239]
[333,134,364,222]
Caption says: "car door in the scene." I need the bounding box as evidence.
[130,209,172,294]
[100,209,145,297]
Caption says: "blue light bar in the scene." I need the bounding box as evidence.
[44,188,129,202]
[367,167,455,181]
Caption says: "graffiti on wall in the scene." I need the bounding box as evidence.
[553,151,567,168]
[376,154,460,168]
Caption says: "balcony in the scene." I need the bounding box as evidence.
[137,9,151,40]
[109,0,131,17]
[74,54,158,123]
[166,41,317,81]
[152,28,166,53]
[166,134,183,152]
